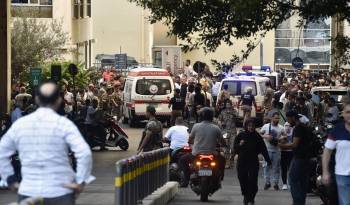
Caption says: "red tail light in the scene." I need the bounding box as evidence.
[256,105,262,112]
[183,146,192,152]
[199,154,214,161]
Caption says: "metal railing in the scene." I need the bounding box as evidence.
[115,148,170,205]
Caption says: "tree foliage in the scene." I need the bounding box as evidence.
[129,0,350,66]
[11,16,69,81]
[41,62,99,88]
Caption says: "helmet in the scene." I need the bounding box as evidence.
[199,107,214,122]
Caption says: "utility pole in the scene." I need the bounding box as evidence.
[0,0,11,114]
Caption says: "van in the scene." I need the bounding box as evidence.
[122,68,174,127]
[217,75,270,123]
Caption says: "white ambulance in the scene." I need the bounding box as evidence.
[122,68,174,127]
[217,74,270,124]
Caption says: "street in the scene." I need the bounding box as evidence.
[0,125,322,205]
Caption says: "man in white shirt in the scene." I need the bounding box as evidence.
[62,84,74,114]
[0,82,93,205]
[164,117,189,151]
[211,77,221,106]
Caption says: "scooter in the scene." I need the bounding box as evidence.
[189,153,222,202]
[79,115,129,151]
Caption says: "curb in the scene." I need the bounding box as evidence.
[142,182,179,205]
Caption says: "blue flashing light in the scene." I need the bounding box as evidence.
[261,66,271,72]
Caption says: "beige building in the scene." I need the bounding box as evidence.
[92,1,338,71]
[11,0,93,68]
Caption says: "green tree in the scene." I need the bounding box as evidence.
[11,15,69,81]
[129,0,350,67]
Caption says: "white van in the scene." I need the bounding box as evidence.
[122,68,174,127]
[217,75,270,123]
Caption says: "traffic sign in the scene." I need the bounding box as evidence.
[115,54,127,70]
[292,57,304,69]
[30,68,42,87]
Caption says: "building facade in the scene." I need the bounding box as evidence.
[11,0,93,68]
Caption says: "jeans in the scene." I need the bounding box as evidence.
[335,175,350,205]
[281,151,293,185]
[19,193,75,205]
[263,150,281,184]
[288,158,311,205]
[237,160,260,203]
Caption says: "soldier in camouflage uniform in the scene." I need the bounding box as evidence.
[106,86,122,120]
[218,100,238,168]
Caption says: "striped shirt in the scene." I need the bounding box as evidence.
[0,108,94,198]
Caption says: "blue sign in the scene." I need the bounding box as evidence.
[115,54,127,69]
[292,57,303,69]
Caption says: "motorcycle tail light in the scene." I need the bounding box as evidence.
[256,106,262,112]
[199,155,214,161]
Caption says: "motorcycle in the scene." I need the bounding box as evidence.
[189,153,222,202]
[77,115,129,151]
[169,146,192,183]
[312,123,338,205]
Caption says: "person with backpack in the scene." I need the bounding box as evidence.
[278,110,315,205]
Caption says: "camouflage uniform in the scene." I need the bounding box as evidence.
[218,108,238,168]
[107,91,123,119]
[218,108,238,137]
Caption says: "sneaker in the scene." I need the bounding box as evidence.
[273,184,279,190]
[264,183,271,190]
[282,184,288,190]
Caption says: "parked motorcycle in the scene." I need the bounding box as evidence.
[189,154,222,202]
[77,115,129,151]
[169,146,192,183]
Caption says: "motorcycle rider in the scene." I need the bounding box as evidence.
[85,99,107,151]
[178,107,227,187]
[164,117,189,162]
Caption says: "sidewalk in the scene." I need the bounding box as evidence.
[169,167,322,205]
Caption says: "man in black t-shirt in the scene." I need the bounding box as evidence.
[278,110,312,205]
[169,89,185,126]
[238,87,257,125]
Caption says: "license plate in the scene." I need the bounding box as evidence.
[198,169,212,176]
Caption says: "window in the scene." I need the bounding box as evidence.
[221,81,257,96]
[11,0,53,18]
[74,0,79,19]
[136,79,171,95]
[275,16,331,66]
[87,0,91,17]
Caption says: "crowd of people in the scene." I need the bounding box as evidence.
[1,61,350,205]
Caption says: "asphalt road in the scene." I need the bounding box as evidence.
[168,166,322,205]
[0,125,322,205]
